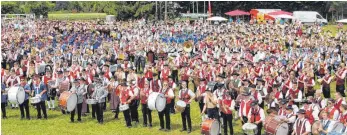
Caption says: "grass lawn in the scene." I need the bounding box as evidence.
[322,24,347,35]
[48,13,107,20]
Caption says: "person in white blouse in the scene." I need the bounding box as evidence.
[280,106,296,134]
[247,100,265,135]
[178,81,195,133]
[292,109,311,135]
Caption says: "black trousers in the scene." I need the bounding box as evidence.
[1,103,7,117]
[158,105,171,129]
[241,116,248,125]
[181,104,192,130]
[20,99,30,119]
[95,103,104,123]
[71,103,82,121]
[36,101,47,119]
[123,109,132,127]
[141,104,152,125]
[256,123,262,135]
[169,97,176,113]
[114,102,120,119]
[337,84,346,97]
[206,108,219,119]
[172,70,178,83]
[322,86,331,98]
[130,100,139,122]
[92,104,97,118]
[198,101,204,113]
[221,112,233,135]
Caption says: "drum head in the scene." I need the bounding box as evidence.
[176,100,186,107]
[16,87,25,104]
[210,120,220,135]
[147,92,159,111]
[66,93,77,112]
[155,93,166,112]
[8,87,19,104]
[332,122,344,133]
[275,123,289,135]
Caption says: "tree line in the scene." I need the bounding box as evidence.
[1,1,346,21]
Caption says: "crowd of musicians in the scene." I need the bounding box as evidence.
[1,19,347,135]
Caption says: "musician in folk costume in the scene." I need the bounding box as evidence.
[239,91,253,125]
[158,80,174,131]
[334,92,346,111]
[119,82,135,128]
[314,91,327,109]
[140,80,152,127]
[6,70,20,108]
[285,82,302,107]
[268,84,283,109]
[108,78,120,119]
[292,109,311,135]
[322,99,340,121]
[42,71,55,110]
[178,81,195,133]
[247,100,265,135]
[279,105,296,135]
[150,73,161,92]
[128,80,140,124]
[320,70,333,98]
[255,79,267,108]
[317,111,335,135]
[1,83,7,119]
[70,79,86,122]
[196,78,207,113]
[167,77,177,114]
[220,90,235,135]
[335,63,346,97]
[31,75,48,119]
[339,104,347,132]
[19,78,31,119]
[91,77,108,124]
[249,84,262,107]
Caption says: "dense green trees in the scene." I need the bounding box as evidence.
[1,1,346,21]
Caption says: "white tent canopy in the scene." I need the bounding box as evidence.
[271,14,295,19]
[207,16,228,21]
[336,19,347,23]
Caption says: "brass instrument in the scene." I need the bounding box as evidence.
[183,41,193,53]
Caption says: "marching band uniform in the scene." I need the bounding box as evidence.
[324,105,340,121]
[293,110,311,135]
[196,79,207,112]
[140,83,152,127]
[220,91,235,135]
[129,81,140,123]
[178,82,195,133]
[335,68,346,97]
[1,83,7,119]
[158,83,174,131]
[239,92,253,125]
[42,73,54,109]
[120,83,134,127]
[19,79,31,119]
[321,73,332,98]
[284,106,296,135]
[70,79,86,122]
[91,81,108,124]
[31,76,48,119]
[248,100,265,135]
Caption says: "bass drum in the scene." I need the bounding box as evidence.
[201,119,220,135]
[264,115,289,135]
[59,91,77,112]
[147,92,166,112]
[8,86,25,104]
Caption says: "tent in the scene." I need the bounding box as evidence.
[207,16,228,21]
[336,19,347,23]
[271,14,295,19]
[268,10,293,16]
[225,9,250,16]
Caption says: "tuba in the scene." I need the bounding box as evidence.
[183,41,193,53]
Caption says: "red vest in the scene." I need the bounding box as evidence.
[340,113,347,124]
[198,85,206,95]
[325,107,338,120]
[250,108,261,123]
[43,76,52,85]
[335,99,343,111]
[130,86,139,100]
[240,100,252,116]
[180,68,189,81]
[180,89,190,103]
[305,107,314,124]
[322,75,330,87]
[145,70,153,79]
[137,77,145,89]
[278,108,287,116]
[336,70,345,85]
[295,119,307,135]
[120,89,130,104]
[298,75,305,88]
[161,89,172,104]
[151,80,159,92]
[140,88,150,104]
[161,68,170,81]
[103,70,110,80]
[222,98,233,114]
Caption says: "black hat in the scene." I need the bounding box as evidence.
[273,84,281,88]
[257,78,265,83]
[120,82,127,86]
[280,99,288,104]
[73,79,80,83]
[138,71,144,74]
[57,71,63,74]
[249,84,256,88]
[103,64,109,67]
[232,73,239,76]
[79,78,86,82]
[251,100,258,106]
[242,91,250,96]
[286,105,293,110]
[297,109,306,114]
[218,74,226,78]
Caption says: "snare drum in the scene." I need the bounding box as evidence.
[174,100,186,113]
[201,119,220,135]
[147,92,166,112]
[86,99,98,105]
[119,104,129,111]
[30,96,41,104]
[264,115,289,135]
[242,123,258,135]
[8,86,25,104]
[59,91,77,112]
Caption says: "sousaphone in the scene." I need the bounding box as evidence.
[183,41,193,53]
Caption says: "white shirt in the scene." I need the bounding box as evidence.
[161,88,174,97]
[285,89,302,101]
[178,88,195,100]
[286,112,296,123]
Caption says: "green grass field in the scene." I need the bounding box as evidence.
[48,13,107,20]
[322,25,347,35]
